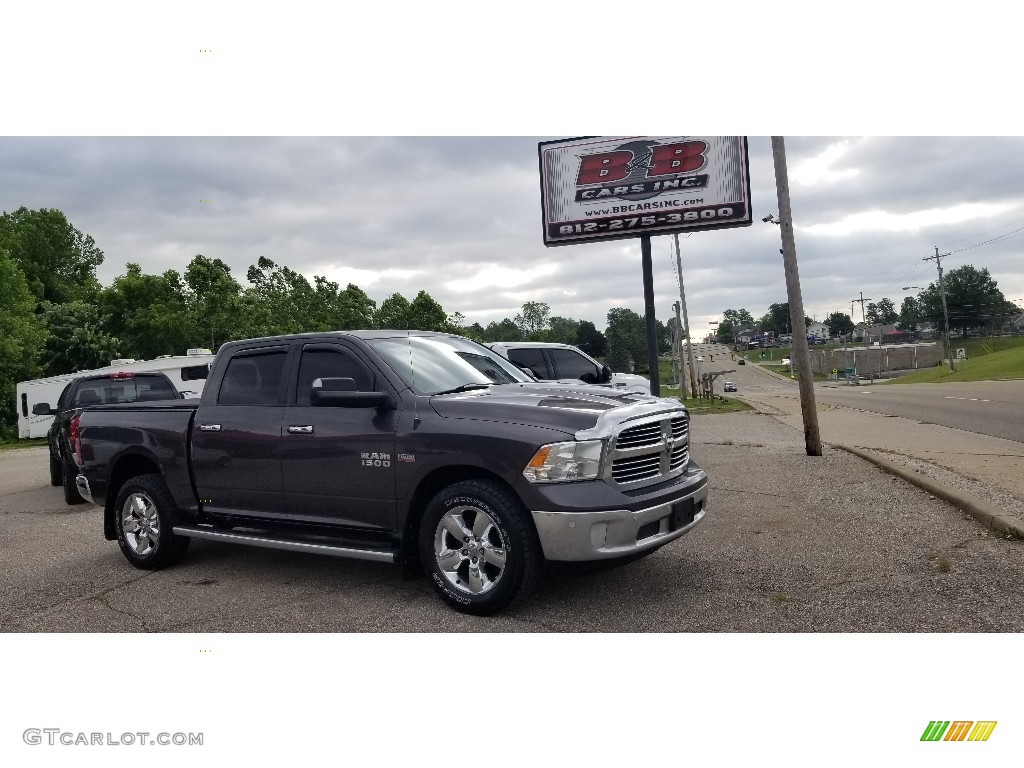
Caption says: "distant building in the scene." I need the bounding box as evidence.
[806,322,829,341]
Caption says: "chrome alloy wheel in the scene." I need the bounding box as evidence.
[434,505,508,595]
[121,492,160,556]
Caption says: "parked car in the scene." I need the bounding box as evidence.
[723,381,737,392]
[486,341,650,393]
[33,371,180,504]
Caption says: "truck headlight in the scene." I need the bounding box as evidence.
[523,440,604,483]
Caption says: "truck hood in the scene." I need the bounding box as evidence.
[429,382,685,435]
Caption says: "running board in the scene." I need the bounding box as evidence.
[172,525,397,563]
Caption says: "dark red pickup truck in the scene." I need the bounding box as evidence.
[33,372,180,504]
[74,331,709,615]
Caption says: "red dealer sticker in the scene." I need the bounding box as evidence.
[538,136,752,246]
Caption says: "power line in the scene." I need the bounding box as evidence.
[937,213,1024,248]
[950,225,1024,253]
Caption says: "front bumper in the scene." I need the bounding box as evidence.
[530,471,709,561]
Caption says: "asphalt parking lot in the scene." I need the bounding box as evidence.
[2,412,1022,632]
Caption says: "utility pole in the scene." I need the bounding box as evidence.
[925,246,956,372]
[852,292,872,346]
[674,233,699,399]
[672,302,683,389]
[772,136,822,457]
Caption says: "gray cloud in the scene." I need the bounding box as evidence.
[2,136,1022,339]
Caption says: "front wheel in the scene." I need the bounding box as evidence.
[114,474,190,569]
[419,480,540,616]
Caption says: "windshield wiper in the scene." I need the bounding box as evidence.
[431,383,492,396]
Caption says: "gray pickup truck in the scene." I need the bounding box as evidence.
[75,331,709,615]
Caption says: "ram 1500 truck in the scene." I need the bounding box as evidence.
[75,331,709,615]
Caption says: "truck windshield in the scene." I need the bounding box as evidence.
[367,335,533,395]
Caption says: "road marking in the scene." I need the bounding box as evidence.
[944,396,991,402]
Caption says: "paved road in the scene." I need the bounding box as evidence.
[3,419,1022,632]
[816,380,1024,443]
[707,351,1024,444]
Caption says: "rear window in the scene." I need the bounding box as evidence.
[72,375,178,406]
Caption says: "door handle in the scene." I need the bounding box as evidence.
[198,424,222,432]
[288,425,314,434]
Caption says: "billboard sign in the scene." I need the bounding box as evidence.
[538,136,752,246]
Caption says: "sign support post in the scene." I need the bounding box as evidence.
[640,235,660,396]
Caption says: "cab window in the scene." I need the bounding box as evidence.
[295,347,374,405]
[507,348,551,378]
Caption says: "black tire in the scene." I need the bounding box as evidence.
[62,456,85,505]
[113,473,190,570]
[418,479,540,616]
[49,454,62,486]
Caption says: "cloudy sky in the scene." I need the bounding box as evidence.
[3,135,1022,341]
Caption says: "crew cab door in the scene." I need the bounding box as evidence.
[281,342,398,530]
[191,346,289,517]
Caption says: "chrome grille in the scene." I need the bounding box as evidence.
[616,421,663,449]
[671,416,688,441]
[608,411,689,488]
[612,454,662,483]
[670,444,689,471]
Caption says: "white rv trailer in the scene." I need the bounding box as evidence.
[15,349,215,439]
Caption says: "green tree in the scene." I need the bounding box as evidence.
[547,316,579,345]
[0,251,46,436]
[605,307,647,373]
[183,255,246,348]
[335,283,376,330]
[514,301,551,340]
[0,207,104,305]
[865,297,898,325]
[483,319,522,342]
[463,322,486,341]
[759,302,806,336]
[245,256,316,335]
[99,263,191,359]
[407,290,448,331]
[897,296,920,331]
[825,311,854,338]
[917,265,1013,337]
[374,293,412,329]
[39,301,121,376]
[576,320,606,358]
[717,308,755,343]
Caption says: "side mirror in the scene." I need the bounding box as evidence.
[600,366,613,384]
[32,403,54,416]
[311,377,393,409]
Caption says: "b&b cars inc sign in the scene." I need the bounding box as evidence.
[538,136,752,246]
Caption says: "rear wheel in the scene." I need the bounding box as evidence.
[114,474,190,569]
[419,480,540,616]
[62,456,84,505]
